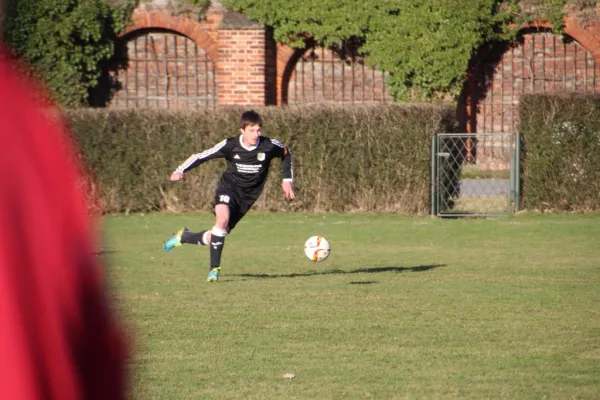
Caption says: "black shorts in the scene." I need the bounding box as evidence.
[213,186,254,232]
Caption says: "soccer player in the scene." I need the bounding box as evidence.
[163,110,295,282]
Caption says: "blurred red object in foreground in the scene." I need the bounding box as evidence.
[0,44,128,400]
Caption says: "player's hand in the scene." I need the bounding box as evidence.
[170,171,183,181]
[282,180,295,199]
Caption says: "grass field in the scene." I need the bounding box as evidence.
[451,195,511,214]
[103,212,600,399]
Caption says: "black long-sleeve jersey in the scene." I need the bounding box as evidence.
[176,135,293,203]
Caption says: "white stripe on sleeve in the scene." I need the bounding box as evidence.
[177,139,227,173]
[271,138,285,148]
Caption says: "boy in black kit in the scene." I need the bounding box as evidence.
[163,110,295,282]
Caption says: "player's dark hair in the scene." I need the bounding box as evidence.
[240,110,262,129]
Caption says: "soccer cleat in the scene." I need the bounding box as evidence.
[163,227,188,251]
[207,267,221,282]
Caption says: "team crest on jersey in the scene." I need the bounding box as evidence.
[257,152,265,161]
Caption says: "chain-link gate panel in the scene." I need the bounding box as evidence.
[431,133,520,217]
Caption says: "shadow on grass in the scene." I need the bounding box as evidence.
[230,264,446,280]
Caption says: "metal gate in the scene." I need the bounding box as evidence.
[431,133,520,217]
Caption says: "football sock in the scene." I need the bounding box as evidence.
[181,230,209,246]
[209,227,227,269]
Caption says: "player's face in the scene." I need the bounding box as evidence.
[241,124,262,146]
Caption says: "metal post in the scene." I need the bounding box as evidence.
[510,134,516,212]
[515,132,521,212]
[431,134,437,216]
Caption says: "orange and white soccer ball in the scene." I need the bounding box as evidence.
[304,236,331,262]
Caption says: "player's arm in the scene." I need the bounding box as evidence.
[281,147,294,182]
[170,139,228,181]
[271,139,295,199]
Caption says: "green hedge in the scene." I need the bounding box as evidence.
[65,104,457,214]
[519,94,600,212]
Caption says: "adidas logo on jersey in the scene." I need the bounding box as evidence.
[234,154,241,159]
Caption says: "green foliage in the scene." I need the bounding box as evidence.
[221,0,585,101]
[365,0,515,100]
[185,0,209,6]
[519,94,600,211]
[2,0,134,107]
[222,0,371,46]
[140,0,208,6]
[65,105,456,214]
[139,0,210,17]
[510,0,574,33]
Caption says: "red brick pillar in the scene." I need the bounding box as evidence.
[216,15,267,106]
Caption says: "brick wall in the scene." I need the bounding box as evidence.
[109,31,216,109]
[457,29,600,170]
[216,29,266,106]
[112,1,600,125]
[286,46,393,104]
[111,3,392,109]
[464,30,600,134]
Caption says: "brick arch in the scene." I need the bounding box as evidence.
[274,17,600,106]
[276,44,299,105]
[460,25,600,134]
[510,18,600,62]
[121,10,218,62]
[276,44,305,105]
[276,42,392,105]
[559,17,600,63]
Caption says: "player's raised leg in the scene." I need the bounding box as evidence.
[163,228,210,251]
[163,227,188,251]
